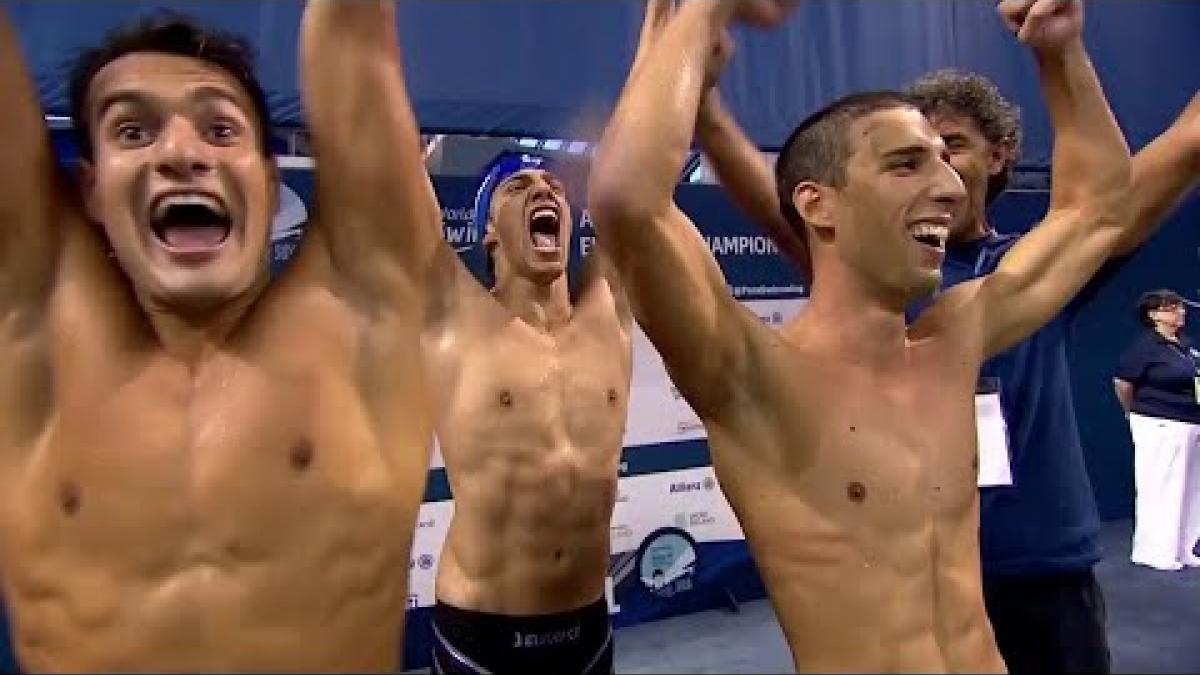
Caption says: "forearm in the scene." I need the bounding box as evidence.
[1115,110,1200,255]
[591,2,733,219]
[0,10,54,228]
[1035,40,1130,211]
[696,96,809,268]
[302,1,424,159]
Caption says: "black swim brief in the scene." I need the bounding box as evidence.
[431,596,613,674]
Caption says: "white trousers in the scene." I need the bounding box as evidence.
[1128,413,1200,570]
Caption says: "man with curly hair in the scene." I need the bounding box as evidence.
[903,70,1200,674]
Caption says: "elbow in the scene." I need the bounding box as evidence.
[588,167,657,240]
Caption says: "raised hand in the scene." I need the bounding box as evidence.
[731,0,800,28]
[998,0,1084,52]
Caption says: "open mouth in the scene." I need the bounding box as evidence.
[529,206,561,253]
[909,221,948,251]
[150,193,233,252]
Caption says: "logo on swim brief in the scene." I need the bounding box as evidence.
[636,527,698,599]
[417,554,435,571]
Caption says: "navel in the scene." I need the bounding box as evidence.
[499,390,514,408]
[606,388,619,405]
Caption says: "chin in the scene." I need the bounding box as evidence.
[150,267,262,311]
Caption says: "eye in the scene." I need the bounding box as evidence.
[208,120,238,143]
[116,122,149,145]
[890,158,919,173]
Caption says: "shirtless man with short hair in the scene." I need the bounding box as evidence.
[0,2,438,670]
[418,7,692,673]
[588,0,1131,671]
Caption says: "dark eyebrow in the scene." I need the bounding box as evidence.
[94,90,154,122]
[94,86,244,122]
[881,145,928,161]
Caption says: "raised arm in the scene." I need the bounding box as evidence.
[961,0,1131,357]
[0,10,61,319]
[300,1,444,308]
[696,93,810,273]
[589,2,757,415]
[1113,93,1200,256]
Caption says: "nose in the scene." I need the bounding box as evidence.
[155,116,213,181]
[931,157,967,212]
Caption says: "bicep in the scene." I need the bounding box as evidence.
[977,207,1123,357]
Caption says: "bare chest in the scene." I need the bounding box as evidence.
[0,337,415,578]
[433,311,632,466]
[727,344,982,532]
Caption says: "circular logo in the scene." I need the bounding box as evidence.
[636,527,699,598]
[418,554,436,570]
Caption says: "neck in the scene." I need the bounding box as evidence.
[136,277,266,361]
[799,255,910,366]
[493,273,572,332]
[949,207,993,247]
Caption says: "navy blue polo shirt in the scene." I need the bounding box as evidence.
[1115,329,1200,424]
[909,231,1105,577]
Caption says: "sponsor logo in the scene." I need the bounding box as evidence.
[611,524,634,540]
[675,511,717,529]
[637,527,698,599]
[670,480,703,494]
[412,554,436,571]
[417,518,437,529]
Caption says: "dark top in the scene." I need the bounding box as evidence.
[1116,328,1200,424]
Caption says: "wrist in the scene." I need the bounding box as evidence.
[1032,36,1086,68]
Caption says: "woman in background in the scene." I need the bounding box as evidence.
[1114,289,1200,570]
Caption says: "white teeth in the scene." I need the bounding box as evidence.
[532,207,558,221]
[155,193,226,219]
[911,222,948,247]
